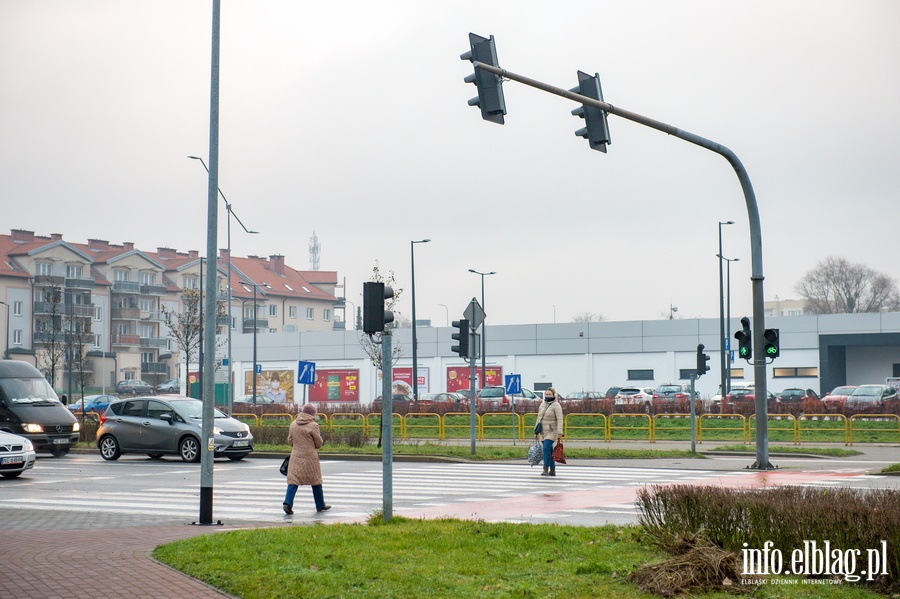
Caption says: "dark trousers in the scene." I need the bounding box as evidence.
[542,439,555,468]
[284,484,327,510]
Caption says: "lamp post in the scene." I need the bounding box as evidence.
[437,303,449,327]
[468,269,496,389]
[410,239,431,400]
[718,220,734,401]
[718,255,740,395]
[344,299,356,330]
[0,301,8,359]
[188,155,258,415]
[240,281,267,405]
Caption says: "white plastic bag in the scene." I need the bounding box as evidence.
[527,438,542,466]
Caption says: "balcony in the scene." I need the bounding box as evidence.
[216,315,231,327]
[111,334,140,346]
[140,310,165,322]
[33,331,65,344]
[141,362,168,374]
[140,284,167,296]
[242,318,268,331]
[66,277,95,289]
[112,281,141,294]
[333,320,346,331]
[140,336,169,349]
[112,307,141,320]
[33,301,58,315]
[34,275,66,287]
[68,304,95,317]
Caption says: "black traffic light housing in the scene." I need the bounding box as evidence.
[451,319,470,358]
[362,282,394,334]
[460,33,506,125]
[696,344,710,377]
[735,316,752,361]
[570,70,611,152]
[763,328,780,359]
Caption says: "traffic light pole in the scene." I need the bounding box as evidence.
[469,60,773,470]
[381,329,393,522]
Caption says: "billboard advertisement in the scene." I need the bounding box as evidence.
[244,369,295,404]
[309,369,360,403]
[446,366,503,392]
[390,367,430,397]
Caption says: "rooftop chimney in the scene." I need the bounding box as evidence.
[88,239,110,251]
[10,229,35,243]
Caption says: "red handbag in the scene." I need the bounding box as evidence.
[552,441,566,464]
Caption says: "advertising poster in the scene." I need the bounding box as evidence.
[309,369,360,403]
[446,366,503,392]
[390,367,430,396]
[244,369,295,403]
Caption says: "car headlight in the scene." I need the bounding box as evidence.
[24,439,34,451]
[22,423,43,433]
[73,422,81,432]
[242,423,251,433]
[212,427,224,435]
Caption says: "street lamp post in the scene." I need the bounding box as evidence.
[468,269,496,389]
[437,303,449,327]
[188,155,258,415]
[240,281,267,405]
[718,255,740,395]
[717,221,734,402]
[410,239,431,400]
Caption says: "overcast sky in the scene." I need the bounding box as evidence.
[2,1,898,327]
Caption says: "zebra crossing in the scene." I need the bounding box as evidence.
[0,458,765,526]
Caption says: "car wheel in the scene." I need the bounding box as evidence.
[179,436,201,462]
[227,455,245,461]
[49,446,70,457]
[1,471,23,479]
[99,435,121,461]
[147,453,164,459]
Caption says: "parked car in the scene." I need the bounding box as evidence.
[476,386,542,409]
[845,384,898,413]
[613,387,654,411]
[372,394,412,412]
[155,379,181,394]
[68,394,116,417]
[651,384,696,412]
[97,396,253,462]
[722,387,776,413]
[115,380,155,395]
[604,386,623,400]
[0,430,36,479]
[233,394,275,405]
[566,391,605,402]
[418,392,468,409]
[821,386,858,412]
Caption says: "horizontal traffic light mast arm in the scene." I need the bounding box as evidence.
[471,57,771,469]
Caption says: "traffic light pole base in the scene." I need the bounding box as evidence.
[746,462,779,471]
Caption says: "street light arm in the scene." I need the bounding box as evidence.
[188,155,258,235]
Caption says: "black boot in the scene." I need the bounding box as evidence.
[549,466,556,477]
[541,466,549,476]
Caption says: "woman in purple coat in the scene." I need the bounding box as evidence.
[283,403,331,514]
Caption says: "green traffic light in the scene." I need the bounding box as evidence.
[765,345,777,355]
[739,347,749,357]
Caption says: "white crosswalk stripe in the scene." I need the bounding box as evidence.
[0,461,757,523]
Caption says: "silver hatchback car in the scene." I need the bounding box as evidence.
[97,396,254,462]
[0,430,37,478]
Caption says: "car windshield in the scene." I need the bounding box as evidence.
[0,377,61,405]
[656,386,681,393]
[619,389,640,395]
[479,388,505,398]
[830,386,855,395]
[169,399,227,419]
[850,386,882,397]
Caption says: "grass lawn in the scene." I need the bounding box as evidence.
[152,518,885,599]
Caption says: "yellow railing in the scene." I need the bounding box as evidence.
[330,412,369,436]
[652,414,693,443]
[563,413,609,442]
[849,414,900,445]
[749,413,798,445]
[796,413,848,445]
[481,412,519,441]
[697,414,746,443]
[608,413,652,442]
[405,413,443,439]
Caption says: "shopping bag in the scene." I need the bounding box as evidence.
[552,441,567,465]
[527,438,543,466]
[279,456,290,476]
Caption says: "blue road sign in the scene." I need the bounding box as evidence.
[298,360,316,385]
[724,338,730,351]
[505,374,521,395]
[255,364,262,374]
[221,358,229,366]
[729,351,735,362]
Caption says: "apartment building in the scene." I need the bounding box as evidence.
[0,229,338,390]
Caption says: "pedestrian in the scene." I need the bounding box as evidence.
[283,403,331,514]
[536,387,564,477]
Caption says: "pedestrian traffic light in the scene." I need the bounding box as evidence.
[460,33,506,125]
[570,70,611,152]
[362,282,394,334]
[696,344,710,377]
[763,328,780,359]
[451,319,470,358]
[735,316,752,361]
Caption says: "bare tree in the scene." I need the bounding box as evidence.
[66,311,94,398]
[358,264,405,370]
[161,289,202,387]
[36,285,65,387]
[795,256,900,314]
[572,312,604,323]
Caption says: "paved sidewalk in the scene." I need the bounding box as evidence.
[2,442,895,599]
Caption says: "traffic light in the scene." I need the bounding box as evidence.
[735,316,752,360]
[451,319,470,358]
[570,70,611,152]
[460,33,506,125]
[763,328,780,359]
[362,282,394,334]
[696,344,710,377]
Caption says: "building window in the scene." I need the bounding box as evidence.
[306,307,314,320]
[289,306,297,319]
[627,369,654,381]
[773,367,819,378]
[729,368,745,380]
[231,316,236,330]
[36,262,52,276]
[269,304,277,317]
[93,334,101,348]
[13,330,22,345]
[13,301,23,316]
[678,369,696,380]
[141,352,154,363]
[323,309,331,322]
[184,276,198,289]
[141,272,156,285]
[66,264,83,279]
[114,269,129,282]
[94,306,102,321]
